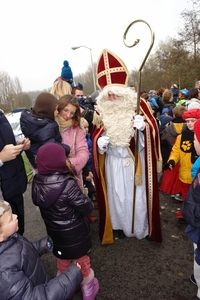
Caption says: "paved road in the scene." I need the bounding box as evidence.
[24,183,198,300]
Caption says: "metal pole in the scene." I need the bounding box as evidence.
[123,19,155,234]
[71,45,96,91]
[89,48,96,92]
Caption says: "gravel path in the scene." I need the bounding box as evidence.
[24,184,198,300]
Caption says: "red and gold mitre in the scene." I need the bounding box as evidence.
[96,48,129,90]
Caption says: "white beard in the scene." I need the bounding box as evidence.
[96,86,137,147]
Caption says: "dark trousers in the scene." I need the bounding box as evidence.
[8,194,24,235]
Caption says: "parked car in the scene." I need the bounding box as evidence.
[12,107,26,113]
[5,110,35,182]
[5,111,24,139]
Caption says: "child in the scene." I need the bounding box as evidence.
[161,106,186,153]
[20,92,70,169]
[32,143,99,300]
[182,118,200,299]
[164,108,199,223]
[176,88,189,107]
[156,87,165,115]
[171,84,179,104]
[0,199,82,299]
[141,92,155,115]
[192,156,200,180]
[157,114,172,187]
[185,88,200,110]
[190,110,200,179]
[161,88,176,117]
[54,60,74,87]
[159,106,186,194]
[148,90,159,117]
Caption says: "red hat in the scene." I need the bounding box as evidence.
[194,119,200,143]
[96,48,129,90]
[182,108,200,120]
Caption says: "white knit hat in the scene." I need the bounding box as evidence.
[0,200,10,217]
[187,99,200,110]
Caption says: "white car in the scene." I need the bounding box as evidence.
[5,111,24,139]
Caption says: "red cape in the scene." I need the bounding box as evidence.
[92,98,162,244]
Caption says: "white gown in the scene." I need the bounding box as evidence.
[105,131,148,239]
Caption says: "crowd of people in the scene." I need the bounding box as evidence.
[1,49,200,299]
[141,81,200,298]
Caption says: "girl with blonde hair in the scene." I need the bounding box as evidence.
[50,80,72,99]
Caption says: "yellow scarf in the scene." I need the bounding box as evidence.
[56,115,72,132]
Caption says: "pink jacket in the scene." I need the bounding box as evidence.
[61,126,89,188]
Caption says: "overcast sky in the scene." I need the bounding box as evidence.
[0,0,191,92]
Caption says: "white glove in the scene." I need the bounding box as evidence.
[134,115,145,131]
[97,136,110,154]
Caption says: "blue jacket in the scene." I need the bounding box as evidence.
[148,95,158,108]
[191,157,200,180]
[161,102,176,117]
[182,168,200,229]
[0,233,82,299]
[0,113,27,200]
[182,168,200,263]
[32,171,93,259]
[86,133,93,171]
[171,88,179,103]
[20,108,70,168]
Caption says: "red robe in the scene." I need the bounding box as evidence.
[92,98,163,244]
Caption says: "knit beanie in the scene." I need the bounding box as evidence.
[194,119,200,143]
[33,92,58,121]
[0,200,10,217]
[182,108,200,120]
[36,143,68,174]
[77,82,84,90]
[159,115,172,125]
[159,115,172,131]
[61,60,73,83]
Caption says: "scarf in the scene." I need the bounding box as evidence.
[56,114,72,132]
[180,127,198,164]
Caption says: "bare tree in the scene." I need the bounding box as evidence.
[0,71,25,112]
[74,63,97,95]
[131,35,194,92]
[128,69,138,89]
[0,71,15,110]
[13,77,23,107]
[178,0,200,66]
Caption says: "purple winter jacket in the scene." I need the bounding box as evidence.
[32,171,93,259]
